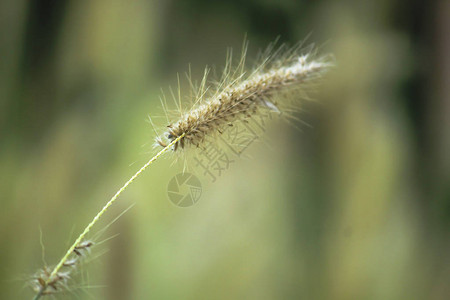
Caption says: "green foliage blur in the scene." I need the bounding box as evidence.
[1,0,449,299]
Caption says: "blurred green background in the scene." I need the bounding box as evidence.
[1,0,449,299]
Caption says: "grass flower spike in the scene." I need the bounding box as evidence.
[156,44,331,151]
[30,40,331,299]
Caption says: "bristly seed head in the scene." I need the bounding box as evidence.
[156,42,332,151]
[29,240,94,296]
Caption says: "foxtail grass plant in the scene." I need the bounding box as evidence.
[30,40,331,299]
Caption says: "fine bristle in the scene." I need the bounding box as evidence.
[156,43,332,151]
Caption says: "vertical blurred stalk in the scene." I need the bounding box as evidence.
[430,1,450,208]
[0,0,27,134]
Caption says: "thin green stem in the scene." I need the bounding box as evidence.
[33,134,184,299]
[32,289,44,300]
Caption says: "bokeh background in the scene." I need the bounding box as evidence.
[1,0,449,299]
